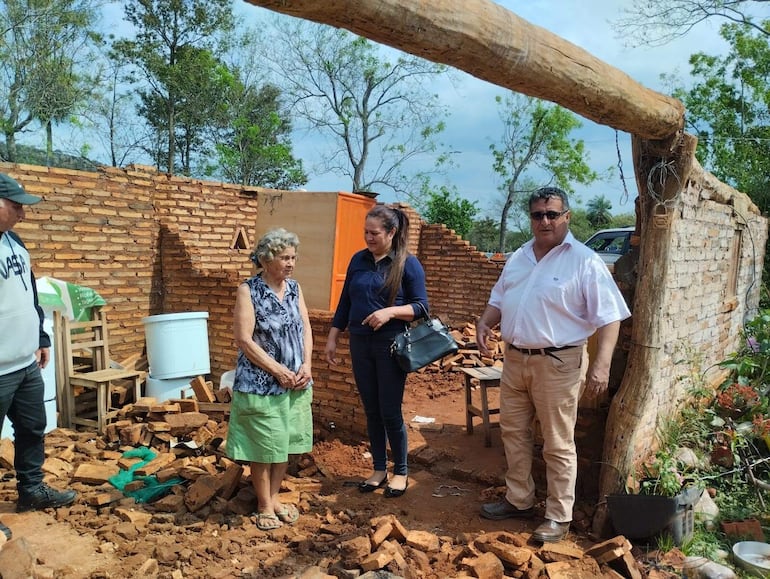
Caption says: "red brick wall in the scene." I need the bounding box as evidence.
[9,164,158,362]
[5,162,495,406]
[418,223,503,326]
[3,163,260,378]
[0,161,505,439]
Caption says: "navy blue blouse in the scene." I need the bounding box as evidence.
[331,250,428,335]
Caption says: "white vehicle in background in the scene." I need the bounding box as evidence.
[584,227,635,270]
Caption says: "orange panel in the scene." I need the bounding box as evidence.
[330,193,376,310]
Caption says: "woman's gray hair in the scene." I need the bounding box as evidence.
[250,228,300,267]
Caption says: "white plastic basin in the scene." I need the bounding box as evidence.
[733,541,770,578]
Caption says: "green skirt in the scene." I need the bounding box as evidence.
[225,388,313,464]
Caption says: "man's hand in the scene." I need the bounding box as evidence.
[36,348,50,370]
[583,363,610,397]
[475,321,493,357]
[475,306,502,358]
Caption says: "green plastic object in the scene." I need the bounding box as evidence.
[108,447,156,490]
[36,276,106,321]
[125,475,185,504]
[108,447,184,504]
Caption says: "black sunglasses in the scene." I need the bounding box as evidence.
[530,210,569,221]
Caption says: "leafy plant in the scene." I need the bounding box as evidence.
[719,310,770,392]
[625,312,770,571]
[680,527,729,561]
[637,450,690,497]
[712,473,762,522]
[655,532,675,553]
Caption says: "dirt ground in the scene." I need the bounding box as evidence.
[0,370,629,579]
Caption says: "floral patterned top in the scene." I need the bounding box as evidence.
[233,274,308,396]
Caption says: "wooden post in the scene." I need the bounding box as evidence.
[53,310,70,428]
[593,133,700,533]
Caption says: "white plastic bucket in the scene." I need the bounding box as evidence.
[145,375,194,402]
[142,312,211,379]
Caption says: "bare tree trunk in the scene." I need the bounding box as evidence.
[4,130,16,162]
[167,106,175,175]
[245,0,685,140]
[46,121,53,167]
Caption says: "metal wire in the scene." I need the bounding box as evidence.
[646,158,682,209]
[615,130,630,206]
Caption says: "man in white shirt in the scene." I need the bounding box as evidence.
[476,187,631,542]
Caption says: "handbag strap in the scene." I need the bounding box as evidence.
[401,302,429,333]
[414,301,429,321]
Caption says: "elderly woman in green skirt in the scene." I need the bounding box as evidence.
[225,228,313,531]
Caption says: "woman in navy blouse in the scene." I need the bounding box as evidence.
[325,205,428,498]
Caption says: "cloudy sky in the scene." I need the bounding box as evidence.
[238,0,731,218]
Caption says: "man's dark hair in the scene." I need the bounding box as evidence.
[528,187,570,210]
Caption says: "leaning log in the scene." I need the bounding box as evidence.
[244,0,685,140]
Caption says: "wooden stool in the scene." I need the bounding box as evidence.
[461,366,502,447]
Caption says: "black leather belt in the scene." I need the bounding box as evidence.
[508,344,579,356]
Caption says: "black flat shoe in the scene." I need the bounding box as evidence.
[384,477,409,498]
[358,476,388,493]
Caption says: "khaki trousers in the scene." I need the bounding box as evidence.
[500,345,587,523]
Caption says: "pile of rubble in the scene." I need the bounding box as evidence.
[422,324,506,372]
[333,518,656,578]
[0,373,686,578]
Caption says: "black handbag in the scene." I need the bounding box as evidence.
[390,303,459,372]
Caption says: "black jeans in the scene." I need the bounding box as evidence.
[349,331,409,476]
[0,361,46,491]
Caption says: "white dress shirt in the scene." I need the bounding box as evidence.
[489,231,631,348]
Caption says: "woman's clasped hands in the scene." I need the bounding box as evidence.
[275,364,312,390]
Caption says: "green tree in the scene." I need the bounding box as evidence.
[79,55,148,167]
[171,47,234,175]
[210,82,307,189]
[468,218,500,254]
[613,0,768,47]
[26,5,96,166]
[671,22,770,211]
[264,19,449,199]
[490,93,599,253]
[113,0,234,174]
[0,0,98,162]
[567,208,596,243]
[587,195,614,229]
[421,184,478,238]
[610,213,637,228]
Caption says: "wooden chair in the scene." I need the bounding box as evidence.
[54,309,143,433]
